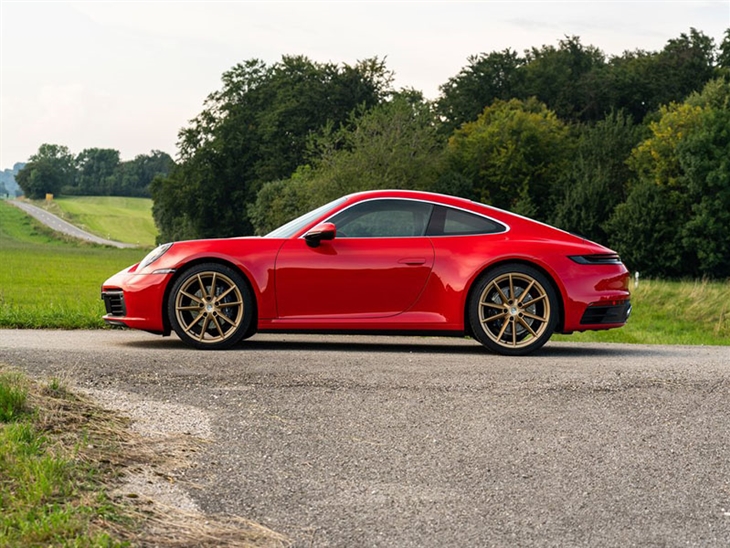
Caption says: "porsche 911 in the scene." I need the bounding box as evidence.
[101,190,631,355]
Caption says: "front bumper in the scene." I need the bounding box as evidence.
[101,266,174,334]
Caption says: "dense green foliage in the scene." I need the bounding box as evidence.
[16,148,173,199]
[249,93,446,234]
[606,80,730,277]
[445,97,572,219]
[437,30,718,130]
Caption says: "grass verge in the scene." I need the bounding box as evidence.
[0,365,289,547]
[0,368,133,546]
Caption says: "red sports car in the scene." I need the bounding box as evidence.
[101,190,631,355]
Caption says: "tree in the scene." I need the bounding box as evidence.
[249,93,446,234]
[444,98,572,221]
[15,144,75,199]
[605,29,718,123]
[718,29,730,73]
[73,148,120,195]
[109,150,174,197]
[436,49,524,134]
[520,36,607,122]
[607,79,730,278]
[153,56,392,242]
[552,110,645,245]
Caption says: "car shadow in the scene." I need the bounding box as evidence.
[118,334,671,358]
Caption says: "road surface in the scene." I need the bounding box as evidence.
[1,329,729,547]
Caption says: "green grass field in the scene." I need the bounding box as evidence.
[44,196,158,247]
[1,198,728,344]
[0,201,146,328]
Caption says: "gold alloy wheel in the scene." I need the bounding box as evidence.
[174,271,245,344]
[477,272,551,350]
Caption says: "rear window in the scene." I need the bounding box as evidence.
[426,206,506,236]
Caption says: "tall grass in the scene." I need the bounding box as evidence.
[0,201,146,328]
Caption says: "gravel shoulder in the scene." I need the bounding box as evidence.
[1,329,729,547]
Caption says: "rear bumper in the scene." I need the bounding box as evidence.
[580,300,632,326]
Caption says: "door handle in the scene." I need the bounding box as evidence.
[398,257,427,265]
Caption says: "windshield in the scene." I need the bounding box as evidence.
[265,197,347,238]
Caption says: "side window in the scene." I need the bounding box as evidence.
[427,206,505,236]
[327,199,434,238]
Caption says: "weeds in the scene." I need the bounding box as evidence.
[0,366,289,547]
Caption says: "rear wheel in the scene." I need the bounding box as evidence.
[168,263,253,350]
[469,264,558,356]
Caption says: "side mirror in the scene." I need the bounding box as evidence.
[304,222,336,248]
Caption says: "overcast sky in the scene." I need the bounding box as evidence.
[1,1,728,168]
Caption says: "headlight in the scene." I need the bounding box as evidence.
[139,243,173,270]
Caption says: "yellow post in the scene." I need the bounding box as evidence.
[46,193,53,201]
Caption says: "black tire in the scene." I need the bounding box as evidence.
[468,264,558,356]
[168,263,254,350]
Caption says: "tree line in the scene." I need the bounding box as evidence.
[18,28,730,278]
[16,145,174,199]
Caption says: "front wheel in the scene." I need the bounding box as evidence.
[168,263,254,350]
[468,264,558,356]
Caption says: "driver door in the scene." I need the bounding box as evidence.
[275,198,435,319]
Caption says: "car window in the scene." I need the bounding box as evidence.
[327,199,434,238]
[266,197,347,238]
[426,205,505,236]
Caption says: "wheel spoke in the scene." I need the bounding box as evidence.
[522,310,547,322]
[181,290,204,304]
[517,317,538,338]
[217,299,243,309]
[217,313,237,327]
[509,274,515,304]
[521,280,536,301]
[492,282,510,305]
[183,311,205,334]
[198,316,212,341]
[523,293,547,306]
[216,285,236,301]
[497,318,511,342]
[482,312,509,325]
[480,300,504,310]
[210,315,225,338]
[196,274,211,299]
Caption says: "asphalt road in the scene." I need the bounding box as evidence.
[1,329,729,547]
[9,200,137,248]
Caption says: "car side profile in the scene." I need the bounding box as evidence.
[101,190,631,355]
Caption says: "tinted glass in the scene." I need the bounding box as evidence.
[327,199,433,238]
[427,206,505,236]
